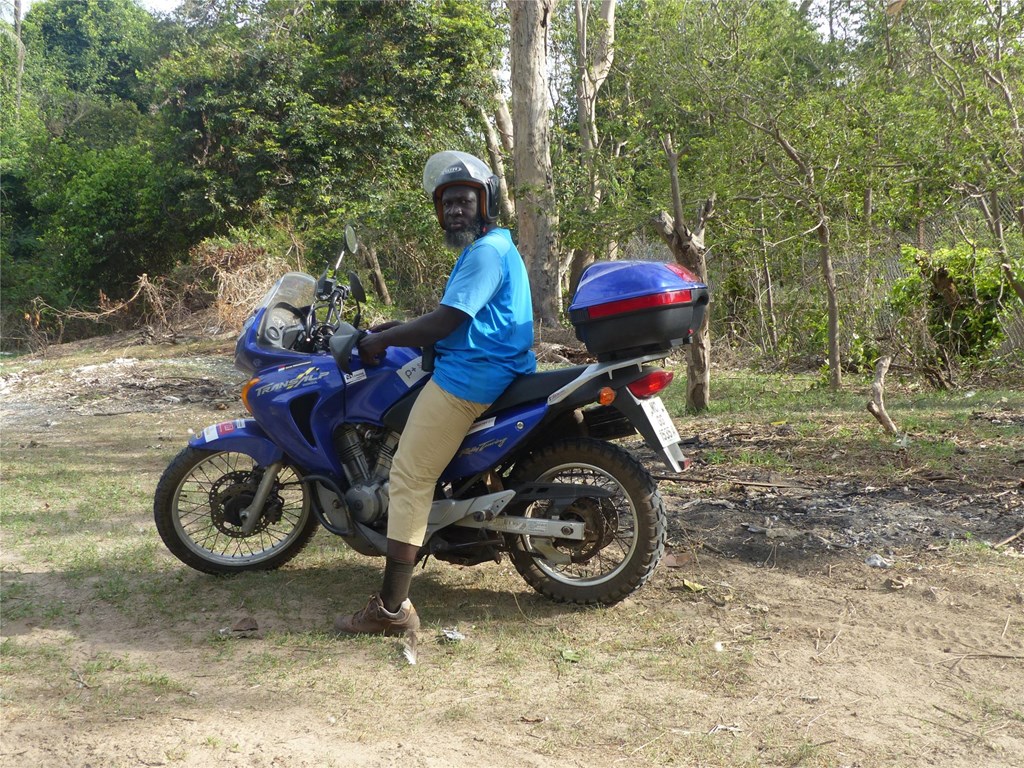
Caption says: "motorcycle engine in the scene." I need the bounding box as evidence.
[335,425,399,526]
[345,481,390,525]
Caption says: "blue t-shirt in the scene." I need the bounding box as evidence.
[433,228,536,404]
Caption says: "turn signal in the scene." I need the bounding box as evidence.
[598,386,616,405]
[241,377,260,414]
[627,370,674,399]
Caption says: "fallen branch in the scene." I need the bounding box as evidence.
[993,526,1024,549]
[729,478,812,491]
[651,473,810,492]
[867,355,901,436]
[651,473,716,484]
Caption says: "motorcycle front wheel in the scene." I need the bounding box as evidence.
[154,447,317,574]
[505,438,666,605]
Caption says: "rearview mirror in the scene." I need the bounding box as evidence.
[348,271,367,304]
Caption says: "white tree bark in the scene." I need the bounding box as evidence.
[476,102,515,222]
[492,68,515,156]
[509,0,561,327]
[567,0,616,294]
[867,356,900,435]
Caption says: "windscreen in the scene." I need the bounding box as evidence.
[257,272,316,312]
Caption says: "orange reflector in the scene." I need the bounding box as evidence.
[627,370,674,399]
[598,387,616,406]
[241,377,260,414]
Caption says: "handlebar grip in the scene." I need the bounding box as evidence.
[422,344,435,373]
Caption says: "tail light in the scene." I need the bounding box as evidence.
[627,370,674,399]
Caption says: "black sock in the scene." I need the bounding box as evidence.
[380,558,416,612]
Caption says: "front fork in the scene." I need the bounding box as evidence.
[239,461,284,534]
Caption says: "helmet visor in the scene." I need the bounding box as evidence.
[422,151,494,197]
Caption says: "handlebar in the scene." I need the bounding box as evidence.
[304,284,354,352]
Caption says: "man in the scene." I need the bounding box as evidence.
[334,151,535,636]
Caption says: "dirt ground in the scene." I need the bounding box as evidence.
[1,334,1022,768]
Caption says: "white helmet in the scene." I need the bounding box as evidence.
[422,151,500,228]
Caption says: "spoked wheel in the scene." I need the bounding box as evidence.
[154,447,317,574]
[506,438,666,605]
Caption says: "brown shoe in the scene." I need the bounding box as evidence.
[333,594,420,637]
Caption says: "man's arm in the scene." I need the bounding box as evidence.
[358,305,468,364]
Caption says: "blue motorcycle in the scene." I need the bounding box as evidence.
[154,227,709,605]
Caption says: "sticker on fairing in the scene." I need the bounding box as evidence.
[466,417,496,435]
[344,369,368,385]
[397,356,428,388]
[200,419,248,444]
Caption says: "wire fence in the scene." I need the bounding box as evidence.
[874,196,1024,357]
[626,194,1024,364]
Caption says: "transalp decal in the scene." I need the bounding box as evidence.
[398,356,429,389]
[253,366,330,397]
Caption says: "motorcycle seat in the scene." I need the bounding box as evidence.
[480,366,589,418]
[382,365,589,433]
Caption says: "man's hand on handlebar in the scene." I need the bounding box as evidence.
[358,331,389,366]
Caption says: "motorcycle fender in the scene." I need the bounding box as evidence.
[189,418,285,466]
[612,391,688,473]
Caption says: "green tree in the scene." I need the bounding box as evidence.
[21,0,157,104]
[149,0,503,264]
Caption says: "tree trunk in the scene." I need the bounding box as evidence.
[566,0,616,296]
[651,135,715,413]
[867,356,900,436]
[1003,262,1024,304]
[746,118,842,390]
[916,182,927,251]
[509,0,561,327]
[759,201,779,353]
[475,102,515,222]
[493,68,515,156]
[818,217,842,389]
[13,0,25,120]
[363,243,391,306]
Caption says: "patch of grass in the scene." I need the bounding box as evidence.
[703,447,729,464]
[2,637,194,710]
[659,369,1024,487]
[0,636,72,671]
[0,576,39,621]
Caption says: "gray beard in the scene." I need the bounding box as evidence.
[444,220,484,250]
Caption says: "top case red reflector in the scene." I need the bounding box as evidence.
[586,289,693,320]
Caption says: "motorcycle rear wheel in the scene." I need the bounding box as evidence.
[154,447,317,574]
[505,438,666,605]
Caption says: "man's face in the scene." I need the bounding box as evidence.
[441,185,483,250]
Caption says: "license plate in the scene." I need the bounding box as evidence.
[639,396,680,448]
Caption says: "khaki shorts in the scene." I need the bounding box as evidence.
[386,379,489,546]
